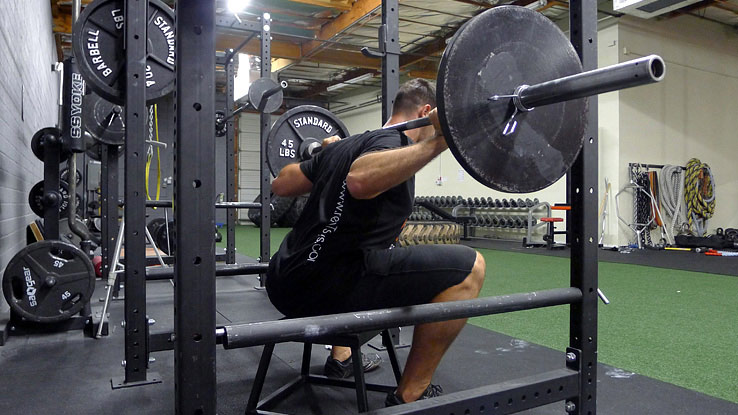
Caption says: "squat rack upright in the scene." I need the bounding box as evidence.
[115,1,274,388]
[164,1,599,414]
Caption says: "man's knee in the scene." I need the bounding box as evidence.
[469,251,485,292]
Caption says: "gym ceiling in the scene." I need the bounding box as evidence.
[50,0,738,106]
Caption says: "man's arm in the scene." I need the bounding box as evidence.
[272,163,313,197]
[346,134,446,200]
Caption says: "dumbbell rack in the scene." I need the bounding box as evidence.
[451,200,551,243]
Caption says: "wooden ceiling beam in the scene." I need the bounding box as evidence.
[301,0,382,58]
[280,0,354,12]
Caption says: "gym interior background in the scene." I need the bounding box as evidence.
[1,0,737,414]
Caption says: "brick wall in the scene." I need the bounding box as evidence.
[0,1,59,314]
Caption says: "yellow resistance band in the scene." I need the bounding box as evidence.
[145,104,162,202]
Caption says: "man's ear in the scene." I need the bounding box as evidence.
[420,104,431,118]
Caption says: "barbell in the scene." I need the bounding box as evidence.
[266,6,664,193]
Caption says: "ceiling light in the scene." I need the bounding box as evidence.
[228,0,250,13]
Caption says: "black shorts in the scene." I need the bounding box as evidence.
[270,244,477,317]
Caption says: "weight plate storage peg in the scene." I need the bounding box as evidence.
[28,180,71,218]
[2,240,95,323]
[266,105,350,177]
[84,93,125,145]
[31,127,70,163]
[72,0,176,104]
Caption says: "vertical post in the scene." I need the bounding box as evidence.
[381,0,400,123]
[258,13,272,287]
[382,0,403,347]
[175,1,217,413]
[100,145,119,296]
[123,0,149,383]
[225,54,237,264]
[568,1,599,414]
[42,136,62,241]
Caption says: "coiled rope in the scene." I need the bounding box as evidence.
[684,158,715,236]
[658,164,687,243]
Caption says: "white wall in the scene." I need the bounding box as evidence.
[615,15,738,245]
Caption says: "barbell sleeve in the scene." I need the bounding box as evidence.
[517,54,665,110]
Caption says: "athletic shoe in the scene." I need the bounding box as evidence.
[385,384,444,406]
[323,352,382,378]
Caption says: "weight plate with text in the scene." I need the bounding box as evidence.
[2,240,95,323]
[72,0,176,104]
[266,105,350,177]
[436,6,586,193]
[28,180,71,218]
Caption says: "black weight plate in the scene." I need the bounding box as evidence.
[72,0,175,105]
[248,78,283,114]
[60,167,82,186]
[31,127,69,163]
[147,217,166,241]
[28,180,71,218]
[437,6,586,193]
[2,240,95,323]
[155,220,175,255]
[84,93,125,145]
[266,105,350,177]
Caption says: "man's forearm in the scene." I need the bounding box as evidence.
[346,136,446,199]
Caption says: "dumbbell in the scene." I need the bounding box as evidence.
[513,217,525,228]
[525,198,534,207]
[509,199,518,208]
[501,199,510,208]
[467,197,474,207]
[517,198,526,208]
[483,214,494,227]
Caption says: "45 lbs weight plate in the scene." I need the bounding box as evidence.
[266,106,350,177]
[2,240,95,323]
[72,0,175,104]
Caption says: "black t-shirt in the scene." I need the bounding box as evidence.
[266,129,413,314]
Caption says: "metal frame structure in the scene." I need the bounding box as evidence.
[115,0,158,388]
[170,1,599,413]
[112,2,274,393]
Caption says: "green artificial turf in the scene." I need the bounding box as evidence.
[220,225,738,403]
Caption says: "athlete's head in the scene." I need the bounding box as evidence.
[390,79,438,143]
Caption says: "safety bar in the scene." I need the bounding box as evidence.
[219,287,581,349]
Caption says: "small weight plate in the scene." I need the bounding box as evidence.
[2,240,95,323]
[31,127,69,163]
[266,105,350,177]
[437,6,586,193]
[28,180,71,218]
[61,167,82,186]
[72,0,175,104]
[248,78,283,114]
[84,93,125,145]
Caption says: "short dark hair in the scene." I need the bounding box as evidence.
[391,78,436,116]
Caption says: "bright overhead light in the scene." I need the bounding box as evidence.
[228,0,250,13]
